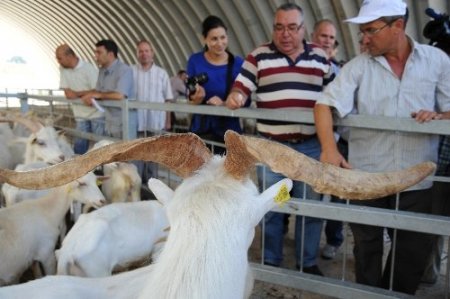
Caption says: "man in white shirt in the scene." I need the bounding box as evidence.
[314,0,450,294]
[131,40,173,181]
[56,44,103,154]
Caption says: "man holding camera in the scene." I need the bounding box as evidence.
[314,0,450,294]
[226,3,334,276]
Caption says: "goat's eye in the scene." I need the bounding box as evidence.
[78,182,87,187]
[36,139,46,146]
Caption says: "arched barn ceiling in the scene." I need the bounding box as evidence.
[0,0,448,77]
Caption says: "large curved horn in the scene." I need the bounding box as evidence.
[0,133,212,189]
[224,131,435,200]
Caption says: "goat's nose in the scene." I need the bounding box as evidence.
[59,155,65,161]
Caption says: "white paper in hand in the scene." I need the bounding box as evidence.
[91,98,105,113]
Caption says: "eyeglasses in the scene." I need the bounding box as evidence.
[273,22,304,34]
[357,19,398,39]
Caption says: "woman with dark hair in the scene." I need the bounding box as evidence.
[187,15,249,154]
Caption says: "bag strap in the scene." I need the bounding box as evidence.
[224,50,235,97]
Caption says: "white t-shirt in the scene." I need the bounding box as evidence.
[60,60,103,119]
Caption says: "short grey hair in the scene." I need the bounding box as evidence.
[275,3,304,17]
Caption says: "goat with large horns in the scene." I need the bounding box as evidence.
[0,130,435,200]
[0,131,435,298]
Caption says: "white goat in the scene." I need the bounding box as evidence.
[0,172,106,286]
[101,162,141,203]
[0,116,66,166]
[0,136,14,170]
[0,131,435,297]
[0,123,16,169]
[1,162,83,240]
[2,162,54,206]
[56,185,170,277]
[0,264,153,299]
[24,124,66,164]
[91,140,141,204]
[139,157,291,298]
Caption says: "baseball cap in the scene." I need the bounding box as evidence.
[344,0,407,24]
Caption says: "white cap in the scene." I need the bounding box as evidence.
[344,0,407,24]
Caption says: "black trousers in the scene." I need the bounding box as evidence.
[349,188,434,294]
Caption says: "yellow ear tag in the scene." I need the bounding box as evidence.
[96,179,102,187]
[274,183,290,206]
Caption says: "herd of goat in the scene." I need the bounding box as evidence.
[0,113,436,298]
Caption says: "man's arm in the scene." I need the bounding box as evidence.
[63,88,95,99]
[80,91,125,106]
[314,103,351,168]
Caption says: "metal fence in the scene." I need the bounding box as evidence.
[1,90,449,298]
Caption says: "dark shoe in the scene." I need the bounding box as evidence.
[302,265,324,276]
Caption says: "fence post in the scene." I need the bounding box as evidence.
[48,89,55,117]
[121,99,129,140]
[19,91,29,114]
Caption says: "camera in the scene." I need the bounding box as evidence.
[423,8,450,54]
[186,73,208,93]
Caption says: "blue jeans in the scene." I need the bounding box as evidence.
[74,118,105,154]
[259,137,323,268]
[135,131,159,183]
[324,137,348,248]
[324,199,344,247]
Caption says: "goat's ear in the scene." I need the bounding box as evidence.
[254,178,293,222]
[147,178,174,205]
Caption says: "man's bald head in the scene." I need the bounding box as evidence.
[55,44,78,69]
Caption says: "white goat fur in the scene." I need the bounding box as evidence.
[2,162,55,206]
[92,140,141,204]
[0,123,16,169]
[138,156,293,299]
[0,264,153,299]
[101,162,141,203]
[24,125,66,165]
[56,194,170,277]
[0,172,105,286]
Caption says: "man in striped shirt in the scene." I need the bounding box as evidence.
[226,3,334,276]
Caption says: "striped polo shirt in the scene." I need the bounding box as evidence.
[233,40,334,140]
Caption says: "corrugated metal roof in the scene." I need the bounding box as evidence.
[0,0,448,76]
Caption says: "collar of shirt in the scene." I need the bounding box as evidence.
[137,63,154,73]
[74,59,85,70]
[269,40,311,62]
[102,59,119,75]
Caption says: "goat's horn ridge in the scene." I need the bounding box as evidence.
[224,130,435,200]
[0,133,212,189]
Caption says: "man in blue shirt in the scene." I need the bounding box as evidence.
[80,39,136,140]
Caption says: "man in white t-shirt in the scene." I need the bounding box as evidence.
[56,44,104,154]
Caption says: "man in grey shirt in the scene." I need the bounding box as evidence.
[80,39,136,139]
